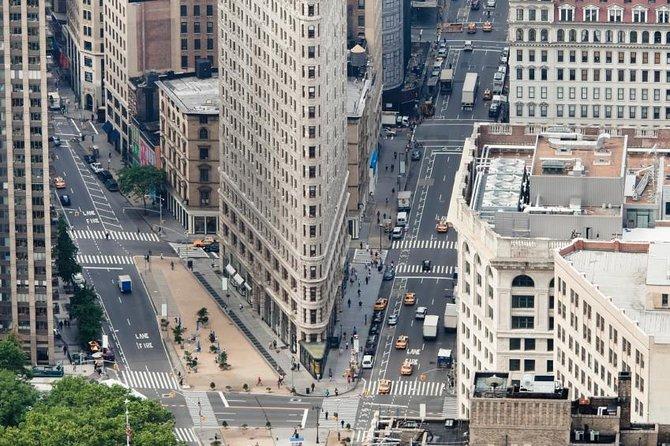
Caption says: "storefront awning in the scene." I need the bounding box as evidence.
[101,121,113,134]
[233,273,244,286]
[225,264,236,276]
[369,149,378,169]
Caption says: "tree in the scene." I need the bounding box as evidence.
[0,377,179,446]
[69,285,103,347]
[0,336,30,376]
[172,324,185,345]
[0,369,38,426]
[117,165,166,212]
[196,307,209,326]
[53,217,80,284]
[216,351,228,370]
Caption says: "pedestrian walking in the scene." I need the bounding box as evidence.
[385,197,389,204]
[170,261,174,270]
[329,368,333,379]
[345,342,349,350]
[394,151,397,159]
[311,382,316,392]
[357,288,361,297]
[364,314,368,325]
[325,411,329,420]
[385,165,388,171]
[160,252,164,260]
[341,420,345,429]
[239,304,243,310]
[347,298,351,308]
[365,276,369,285]
[358,300,362,308]
[350,336,353,345]
[335,388,339,396]
[391,187,395,194]
[257,377,262,386]
[105,231,110,240]
[137,227,140,234]
[391,164,395,172]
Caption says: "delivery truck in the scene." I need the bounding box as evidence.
[118,275,132,294]
[397,191,412,212]
[437,348,453,368]
[444,302,458,331]
[440,69,454,93]
[422,315,439,340]
[461,72,478,109]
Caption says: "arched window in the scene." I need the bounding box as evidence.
[540,29,548,42]
[630,30,638,43]
[486,266,493,279]
[528,28,537,41]
[557,29,565,42]
[605,30,613,43]
[593,29,601,42]
[199,128,209,139]
[654,31,662,44]
[474,254,481,266]
[642,31,649,43]
[512,275,535,287]
[618,30,625,43]
[581,29,589,42]
[666,31,670,43]
[462,242,470,254]
[549,278,555,288]
[569,29,577,42]
[516,28,524,42]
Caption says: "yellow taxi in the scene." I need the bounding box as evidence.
[395,335,409,350]
[403,292,416,306]
[482,21,493,32]
[400,360,414,376]
[192,236,216,248]
[483,89,493,101]
[373,298,389,311]
[436,218,449,233]
[54,176,66,189]
[467,22,477,33]
[378,379,392,394]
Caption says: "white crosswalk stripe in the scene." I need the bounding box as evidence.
[442,397,458,418]
[77,254,134,265]
[70,229,160,242]
[173,427,199,444]
[391,240,456,250]
[365,379,447,397]
[395,264,454,275]
[184,391,219,428]
[120,370,179,390]
[320,397,360,430]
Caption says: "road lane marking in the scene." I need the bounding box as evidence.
[218,391,229,408]
[301,409,308,428]
[127,318,131,326]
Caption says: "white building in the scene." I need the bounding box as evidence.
[217,0,349,376]
[555,239,670,423]
[448,123,670,419]
[509,0,670,127]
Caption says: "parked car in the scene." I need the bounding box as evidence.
[369,323,380,336]
[437,47,448,57]
[483,89,493,101]
[203,242,220,253]
[104,178,119,192]
[97,170,113,182]
[362,355,374,369]
[387,314,398,325]
[373,312,384,324]
[59,194,71,206]
[90,162,104,174]
[83,154,97,164]
[383,266,395,281]
[411,149,422,161]
[470,0,480,10]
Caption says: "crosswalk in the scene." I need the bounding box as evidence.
[70,229,160,242]
[391,239,456,250]
[173,427,198,444]
[119,370,180,390]
[184,391,219,428]
[442,397,458,418]
[395,264,455,275]
[365,379,447,397]
[320,397,360,430]
[77,254,134,265]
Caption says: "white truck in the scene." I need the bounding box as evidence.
[397,191,411,212]
[444,303,458,332]
[461,72,478,109]
[48,92,61,111]
[422,315,439,340]
[382,111,409,127]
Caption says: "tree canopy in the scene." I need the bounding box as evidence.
[0,369,38,427]
[69,285,103,347]
[0,377,180,446]
[53,217,81,284]
[117,165,166,210]
[0,336,30,377]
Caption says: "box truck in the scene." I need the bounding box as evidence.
[423,315,439,340]
[461,72,478,109]
[444,303,458,331]
[118,275,132,294]
[397,191,411,211]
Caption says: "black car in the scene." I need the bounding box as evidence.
[203,242,220,253]
[364,341,377,356]
[83,154,97,164]
[104,178,119,192]
[422,259,432,272]
[382,266,395,281]
[411,149,422,161]
[49,136,61,146]
[97,170,113,181]
[368,323,380,336]
[372,312,384,324]
[59,194,71,206]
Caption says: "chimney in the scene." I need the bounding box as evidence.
[618,371,632,429]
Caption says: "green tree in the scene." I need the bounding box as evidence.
[0,369,38,426]
[196,307,209,325]
[217,351,228,369]
[0,377,179,446]
[53,217,80,284]
[0,336,30,376]
[117,165,166,211]
[69,285,103,347]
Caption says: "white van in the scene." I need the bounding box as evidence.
[396,211,408,227]
[362,355,374,369]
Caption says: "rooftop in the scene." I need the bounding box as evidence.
[561,240,670,340]
[346,76,372,118]
[155,75,220,115]
[531,133,626,178]
[473,372,568,399]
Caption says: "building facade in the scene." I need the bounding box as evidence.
[172,0,218,71]
[555,239,670,424]
[509,0,670,127]
[157,73,219,234]
[381,0,404,90]
[218,0,350,376]
[448,123,670,419]
[64,0,104,113]
[0,0,55,364]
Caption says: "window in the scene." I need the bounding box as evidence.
[512,316,534,329]
[181,38,188,50]
[199,167,210,182]
[180,5,187,16]
[512,295,534,308]
[633,7,648,23]
[199,147,209,160]
[516,103,523,117]
[524,359,535,371]
[547,360,554,373]
[509,359,521,371]
[525,339,536,350]
[662,293,669,307]
[199,189,210,206]
[181,55,188,68]
[206,4,213,16]
[658,9,670,23]
[510,338,522,350]
[206,22,213,33]
[199,128,209,139]
[608,7,622,22]
[194,21,201,33]
[547,339,554,351]
[559,6,574,21]
[516,8,524,20]
[194,39,201,50]
[193,4,200,15]
[180,22,187,33]
[512,275,535,287]
[584,6,599,22]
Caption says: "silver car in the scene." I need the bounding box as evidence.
[486,0,496,7]
[387,314,398,326]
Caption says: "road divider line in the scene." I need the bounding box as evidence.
[301,408,308,429]
[218,391,229,408]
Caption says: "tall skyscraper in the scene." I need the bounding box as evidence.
[218,0,349,375]
[0,0,55,363]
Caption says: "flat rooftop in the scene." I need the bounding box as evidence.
[155,75,219,115]
[531,133,626,178]
[473,372,567,399]
[347,76,371,118]
[624,151,670,205]
[563,242,670,339]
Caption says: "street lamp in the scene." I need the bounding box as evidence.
[144,194,165,224]
[124,398,131,446]
[312,404,321,444]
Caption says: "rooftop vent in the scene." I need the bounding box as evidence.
[571,159,585,176]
